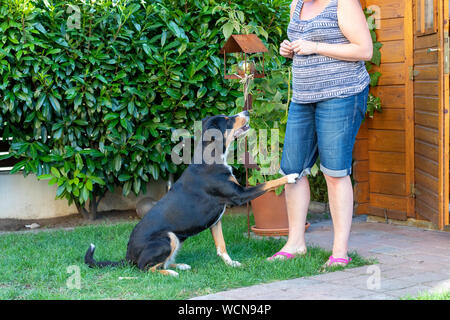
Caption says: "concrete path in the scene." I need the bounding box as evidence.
[192,218,450,300]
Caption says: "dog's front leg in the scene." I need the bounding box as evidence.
[210,220,241,267]
[229,173,299,206]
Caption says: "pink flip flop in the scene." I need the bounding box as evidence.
[323,255,352,268]
[267,251,296,261]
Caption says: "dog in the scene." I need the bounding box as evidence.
[84,111,299,276]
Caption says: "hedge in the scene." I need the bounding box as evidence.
[0,0,291,219]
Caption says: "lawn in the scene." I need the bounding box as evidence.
[407,291,450,300]
[0,214,369,300]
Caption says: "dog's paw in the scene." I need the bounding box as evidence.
[174,263,191,271]
[218,251,242,267]
[227,260,242,268]
[165,270,179,277]
[286,173,299,184]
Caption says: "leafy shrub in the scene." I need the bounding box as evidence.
[0,0,291,218]
[365,7,382,118]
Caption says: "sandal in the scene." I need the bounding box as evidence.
[322,255,352,270]
[267,249,307,261]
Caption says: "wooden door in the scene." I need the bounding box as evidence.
[412,0,449,229]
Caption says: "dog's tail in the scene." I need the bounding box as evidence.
[84,243,125,268]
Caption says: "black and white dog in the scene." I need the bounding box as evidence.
[85,111,298,276]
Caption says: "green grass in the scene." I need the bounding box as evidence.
[0,215,369,300]
[404,291,450,300]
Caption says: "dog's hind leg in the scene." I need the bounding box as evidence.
[169,263,191,270]
[137,232,186,276]
[149,263,179,277]
[165,232,191,272]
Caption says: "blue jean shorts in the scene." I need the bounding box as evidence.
[280,85,369,178]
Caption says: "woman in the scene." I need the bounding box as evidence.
[269,0,372,267]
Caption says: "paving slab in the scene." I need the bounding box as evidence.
[423,279,450,294]
[192,218,450,300]
[358,293,397,300]
[386,285,434,299]
[396,271,450,284]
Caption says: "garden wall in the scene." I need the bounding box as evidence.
[0,173,166,219]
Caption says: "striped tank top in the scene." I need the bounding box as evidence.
[287,0,370,104]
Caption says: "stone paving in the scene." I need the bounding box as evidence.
[192,217,450,300]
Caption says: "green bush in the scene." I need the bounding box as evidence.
[0,0,291,218]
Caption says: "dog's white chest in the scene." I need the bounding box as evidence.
[212,205,226,227]
[221,149,233,173]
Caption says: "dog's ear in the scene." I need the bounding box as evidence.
[202,115,227,135]
[201,116,211,130]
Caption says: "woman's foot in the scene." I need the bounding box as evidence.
[321,255,352,270]
[267,246,307,261]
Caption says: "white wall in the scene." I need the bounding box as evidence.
[0,172,167,220]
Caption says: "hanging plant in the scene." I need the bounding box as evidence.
[365,7,383,118]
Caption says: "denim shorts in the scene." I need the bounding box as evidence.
[280,85,369,178]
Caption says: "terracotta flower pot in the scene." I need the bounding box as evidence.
[250,190,310,236]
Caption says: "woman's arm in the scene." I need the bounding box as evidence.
[279,0,299,59]
[291,0,373,61]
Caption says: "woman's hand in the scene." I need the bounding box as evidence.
[279,40,294,59]
[290,39,319,56]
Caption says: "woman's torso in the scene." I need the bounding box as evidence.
[287,0,370,104]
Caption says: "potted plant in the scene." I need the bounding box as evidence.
[240,65,311,236]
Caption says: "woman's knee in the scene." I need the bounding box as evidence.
[323,173,349,186]
[284,176,309,201]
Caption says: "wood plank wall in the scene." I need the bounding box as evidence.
[353,0,411,220]
[353,0,370,216]
[412,1,441,225]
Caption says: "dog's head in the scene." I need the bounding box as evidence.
[200,111,250,161]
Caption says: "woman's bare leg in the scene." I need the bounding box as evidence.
[271,175,310,256]
[323,174,353,259]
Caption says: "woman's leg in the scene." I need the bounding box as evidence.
[315,86,369,263]
[270,101,317,259]
[278,175,310,254]
[323,174,354,259]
